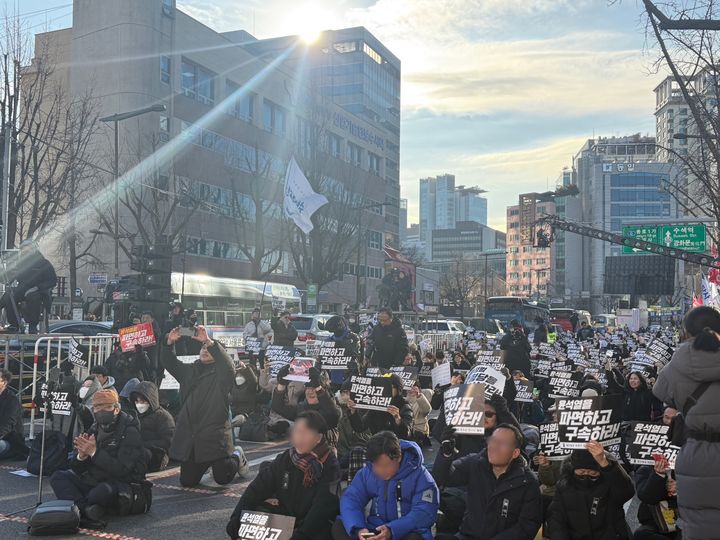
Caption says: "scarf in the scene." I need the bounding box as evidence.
[289,439,331,488]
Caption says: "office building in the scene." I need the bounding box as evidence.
[399,199,408,244]
[456,186,488,226]
[431,221,505,261]
[654,76,691,162]
[552,168,583,305]
[30,0,401,315]
[506,203,555,300]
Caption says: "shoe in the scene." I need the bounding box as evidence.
[84,504,105,522]
[268,420,290,435]
[233,445,249,477]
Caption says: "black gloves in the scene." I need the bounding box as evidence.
[441,426,457,456]
[307,366,322,388]
[226,516,240,539]
[277,364,290,385]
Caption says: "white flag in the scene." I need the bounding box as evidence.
[701,274,713,306]
[283,156,329,234]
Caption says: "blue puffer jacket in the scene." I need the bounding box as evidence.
[339,439,439,540]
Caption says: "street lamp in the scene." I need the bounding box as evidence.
[99,103,166,277]
[352,201,392,308]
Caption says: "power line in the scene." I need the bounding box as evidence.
[5,4,72,20]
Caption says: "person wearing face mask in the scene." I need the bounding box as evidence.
[75,376,103,435]
[407,384,432,447]
[130,381,175,472]
[229,361,258,428]
[0,369,27,459]
[226,410,340,540]
[272,364,341,447]
[547,441,635,540]
[49,388,147,523]
[163,325,249,487]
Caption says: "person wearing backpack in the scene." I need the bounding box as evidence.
[49,388,147,523]
[0,369,27,459]
[653,306,720,540]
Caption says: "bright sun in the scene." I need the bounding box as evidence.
[290,5,329,44]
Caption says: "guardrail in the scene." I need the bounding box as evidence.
[29,334,117,438]
[416,333,464,352]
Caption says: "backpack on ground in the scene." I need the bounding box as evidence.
[239,410,269,442]
[116,480,153,516]
[27,500,80,536]
[26,430,68,476]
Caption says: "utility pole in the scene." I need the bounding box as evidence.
[1,123,14,252]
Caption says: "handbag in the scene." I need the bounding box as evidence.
[27,500,80,536]
[650,500,678,534]
[668,381,711,446]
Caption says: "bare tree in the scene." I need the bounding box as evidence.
[439,257,484,320]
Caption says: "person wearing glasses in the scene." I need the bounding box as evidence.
[432,424,542,540]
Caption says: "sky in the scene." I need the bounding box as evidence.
[13,0,662,232]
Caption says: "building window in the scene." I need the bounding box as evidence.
[368,152,381,175]
[181,60,215,105]
[263,99,286,135]
[368,230,382,250]
[160,56,171,84]
[347,142,362,167]
[363,42,383,64]
[328,133,341,158]
[162,0,174,16]
[160,115,169,133]
[334,41,358,54]
[225,81,254,122]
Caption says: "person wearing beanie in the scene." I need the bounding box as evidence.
[50,387,147,523]
[547,441,635,539]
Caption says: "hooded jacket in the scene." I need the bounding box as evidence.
[348,394,413,440]
[367,318,409,369]
[653,338,720,538]
[547,453,635,540]
[162,342,235,462]
[229,364,258,416]
[131,381,175,452]
[70,410,147,486]
[271,386,341,447]
[432,449,542,540]
[339,439,439,540]
[75,377,104,435]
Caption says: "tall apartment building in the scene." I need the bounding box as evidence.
[30,0,400,316]
[654,76,691,162]
[506,202,556,299]
[419,174,488,260]
[553,168,583,305]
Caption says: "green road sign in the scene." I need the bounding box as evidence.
[622,224,707,254]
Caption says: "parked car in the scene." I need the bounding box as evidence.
[289,314,335,348]
[415,319,466,335]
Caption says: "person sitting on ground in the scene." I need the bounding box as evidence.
[336,380,372,468]
[433,423,542,540]
[89,365,116,391]
[163,325,249,487]
[333,430,439,540]
[49,388,147,523]
[272,364,341,447]
[105,345,150,395]
[452,352,472,372]
[130,381,175,473]
[74,376,103,435]
[118,378,141,414]
[226,410,340,540]
[547,441,635,540]
[229,361,258,430]
[346,374,412,440]
[0,369,27,459]
[407,384,432,447]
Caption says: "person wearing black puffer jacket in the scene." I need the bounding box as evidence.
[346,373,412,439]
[634,455,679,540]
[366,308,409,369]
[547,442,635,540]
[623,371,661,422]
[130,381,175,472]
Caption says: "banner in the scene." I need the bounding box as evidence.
[627,422,680,468]
[118,322,156,352]
[558,394,623,449]
[474,350,503,370]
[212,331,245,349]
[548,370,583,399]
[466,364,506,398]
[283,155,329,234]
[389,366,419,390]
[40,382,72,417]
[538,343,557,359]
[539,423,572,460]
[318,345,353,371]
[238,511,295,540]
[444,384,486,435]
[431,362,452,388]
[645,339,674,367]
[285,357,314,383]
[265,345,296,378]
[350,375,393,411]
[159,355,196,390]
[514,379,534,402]
[68,338,89,368]
[244,337,262,355]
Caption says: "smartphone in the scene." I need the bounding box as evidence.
[179,327,196,338]
[360,532,378,539]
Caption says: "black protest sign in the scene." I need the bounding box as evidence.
[265,345,296,378]
[548,370,583,399]
[557,394,622,449]
[475,349,503,369]
[389,366,419,390]
[68,338,89,368]
[444,383,485,435]
[466,364,506,398]
[238,511,295,540]
[627,422,680,468]
[350,375,393,411]
[539,423,572,460]
[538,343,557,359]
[514,379,534,402]
[244,337,262,355]
[645,339,674,367]
[40,382,72,417]
[365,367,382,378]
[318,345,353,371]
[631,349,654,367]
[534,358,553,378]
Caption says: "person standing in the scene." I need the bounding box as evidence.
[576,321,595,341]
[243,308,272,367]
[271,310,298,347]
[163,325,249,487]
[533,317,548,345]
[653,306,720,539]
[366,308,409,369]
[500,320,532,378]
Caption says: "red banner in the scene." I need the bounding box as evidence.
[118,322,157,352]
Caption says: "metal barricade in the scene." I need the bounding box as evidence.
[29,334,118,439]
[417,332,463,352]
